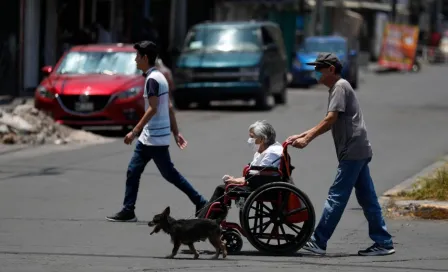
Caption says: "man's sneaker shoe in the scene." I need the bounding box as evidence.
[106,210,137,222]
[302,240,326,255]
[358,243,395,256]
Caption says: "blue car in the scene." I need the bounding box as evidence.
[291,36,359,89]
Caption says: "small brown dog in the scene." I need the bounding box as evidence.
[148,206,227,259]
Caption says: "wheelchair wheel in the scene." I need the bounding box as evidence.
[241,182,315,255]
[222,229,243,254]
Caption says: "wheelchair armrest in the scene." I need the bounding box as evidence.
[224,182,247,193]
[248,165,279,172]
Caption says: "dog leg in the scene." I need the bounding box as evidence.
[221,240,227,259]
[209,236,223,259]
[188,243,200,259]
[166,241,181,259]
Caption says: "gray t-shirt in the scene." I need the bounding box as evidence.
[327,78,372,161]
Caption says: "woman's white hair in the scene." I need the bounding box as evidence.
[248,120,276,146]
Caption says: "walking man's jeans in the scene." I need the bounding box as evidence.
[123,140,206,211]
[312,157,393,249]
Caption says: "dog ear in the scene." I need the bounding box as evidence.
[162,206,170,216]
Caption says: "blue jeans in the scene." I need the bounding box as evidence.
[312,158,393,249]
[123,140,206,211]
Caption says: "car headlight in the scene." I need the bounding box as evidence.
[36,86,55,99]
[117,87,142,99]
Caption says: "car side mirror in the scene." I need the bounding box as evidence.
[264,43,278,52]
[41,66,53,74]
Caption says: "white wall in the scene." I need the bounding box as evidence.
[23,0,41,90]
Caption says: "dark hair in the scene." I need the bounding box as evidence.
[133,41,158,65]
[334,64,342,75]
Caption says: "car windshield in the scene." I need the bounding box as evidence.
[301,40,346,54]
[56,51,139,75]
[182,27,261,53]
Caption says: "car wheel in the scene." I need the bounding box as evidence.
[174,96,190,110]
[196,100,210,109]
[411,61,420,73]
[255,81,272,111]
[273,78,287,105]
[350,69,359,90]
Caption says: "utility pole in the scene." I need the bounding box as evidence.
[314,0,324,35]
[391,0,397,23]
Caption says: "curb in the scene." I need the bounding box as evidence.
[380,155,448,219]
[383,155,448,197]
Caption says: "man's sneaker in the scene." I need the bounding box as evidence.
[302,240,326,255]
[106,210,137,222]
[358,243,395,256]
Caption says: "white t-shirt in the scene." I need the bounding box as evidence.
[138,69,171,146]
[250,142,283,167]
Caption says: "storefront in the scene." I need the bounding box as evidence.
[0,0,20,97]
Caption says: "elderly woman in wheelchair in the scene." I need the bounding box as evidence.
[196,120,316,255]
[197,120,283,220]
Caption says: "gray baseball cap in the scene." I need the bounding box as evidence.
[306,52,343,69]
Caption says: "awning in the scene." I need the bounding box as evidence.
[308,0,409,14]
[222,0,311,11]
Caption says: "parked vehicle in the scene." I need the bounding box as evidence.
[291,35,359,89]
[173,21,289,110]
[34,44,145,130]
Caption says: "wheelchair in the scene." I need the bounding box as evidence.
[203,142,316,255]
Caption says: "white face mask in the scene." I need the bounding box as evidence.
[247,138,260,152]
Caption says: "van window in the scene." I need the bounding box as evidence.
[182,27,262,53]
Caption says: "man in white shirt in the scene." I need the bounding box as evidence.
[106,41,207,222]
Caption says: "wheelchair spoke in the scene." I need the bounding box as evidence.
[279,223,290,243]
[248,215,269,219]
[251,202,270,216]
[250,219,272,232]
[266,223,277,244]
[280,192,289,211]
[285,222,302,235]
[260,202,273,213]
[285,207,307,217]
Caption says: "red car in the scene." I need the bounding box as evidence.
[34,44,145,130]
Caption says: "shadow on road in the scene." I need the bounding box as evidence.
[0,167,64,181]
[180,249,360,258]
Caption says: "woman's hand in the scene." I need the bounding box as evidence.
[226,177,245,185]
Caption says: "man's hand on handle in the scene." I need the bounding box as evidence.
[286,131,311,149]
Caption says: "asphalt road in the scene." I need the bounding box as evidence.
[1,65,448,271]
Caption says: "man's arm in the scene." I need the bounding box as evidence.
[168,100,180,136]
[304,111,338,142]
[132,79,159,135]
